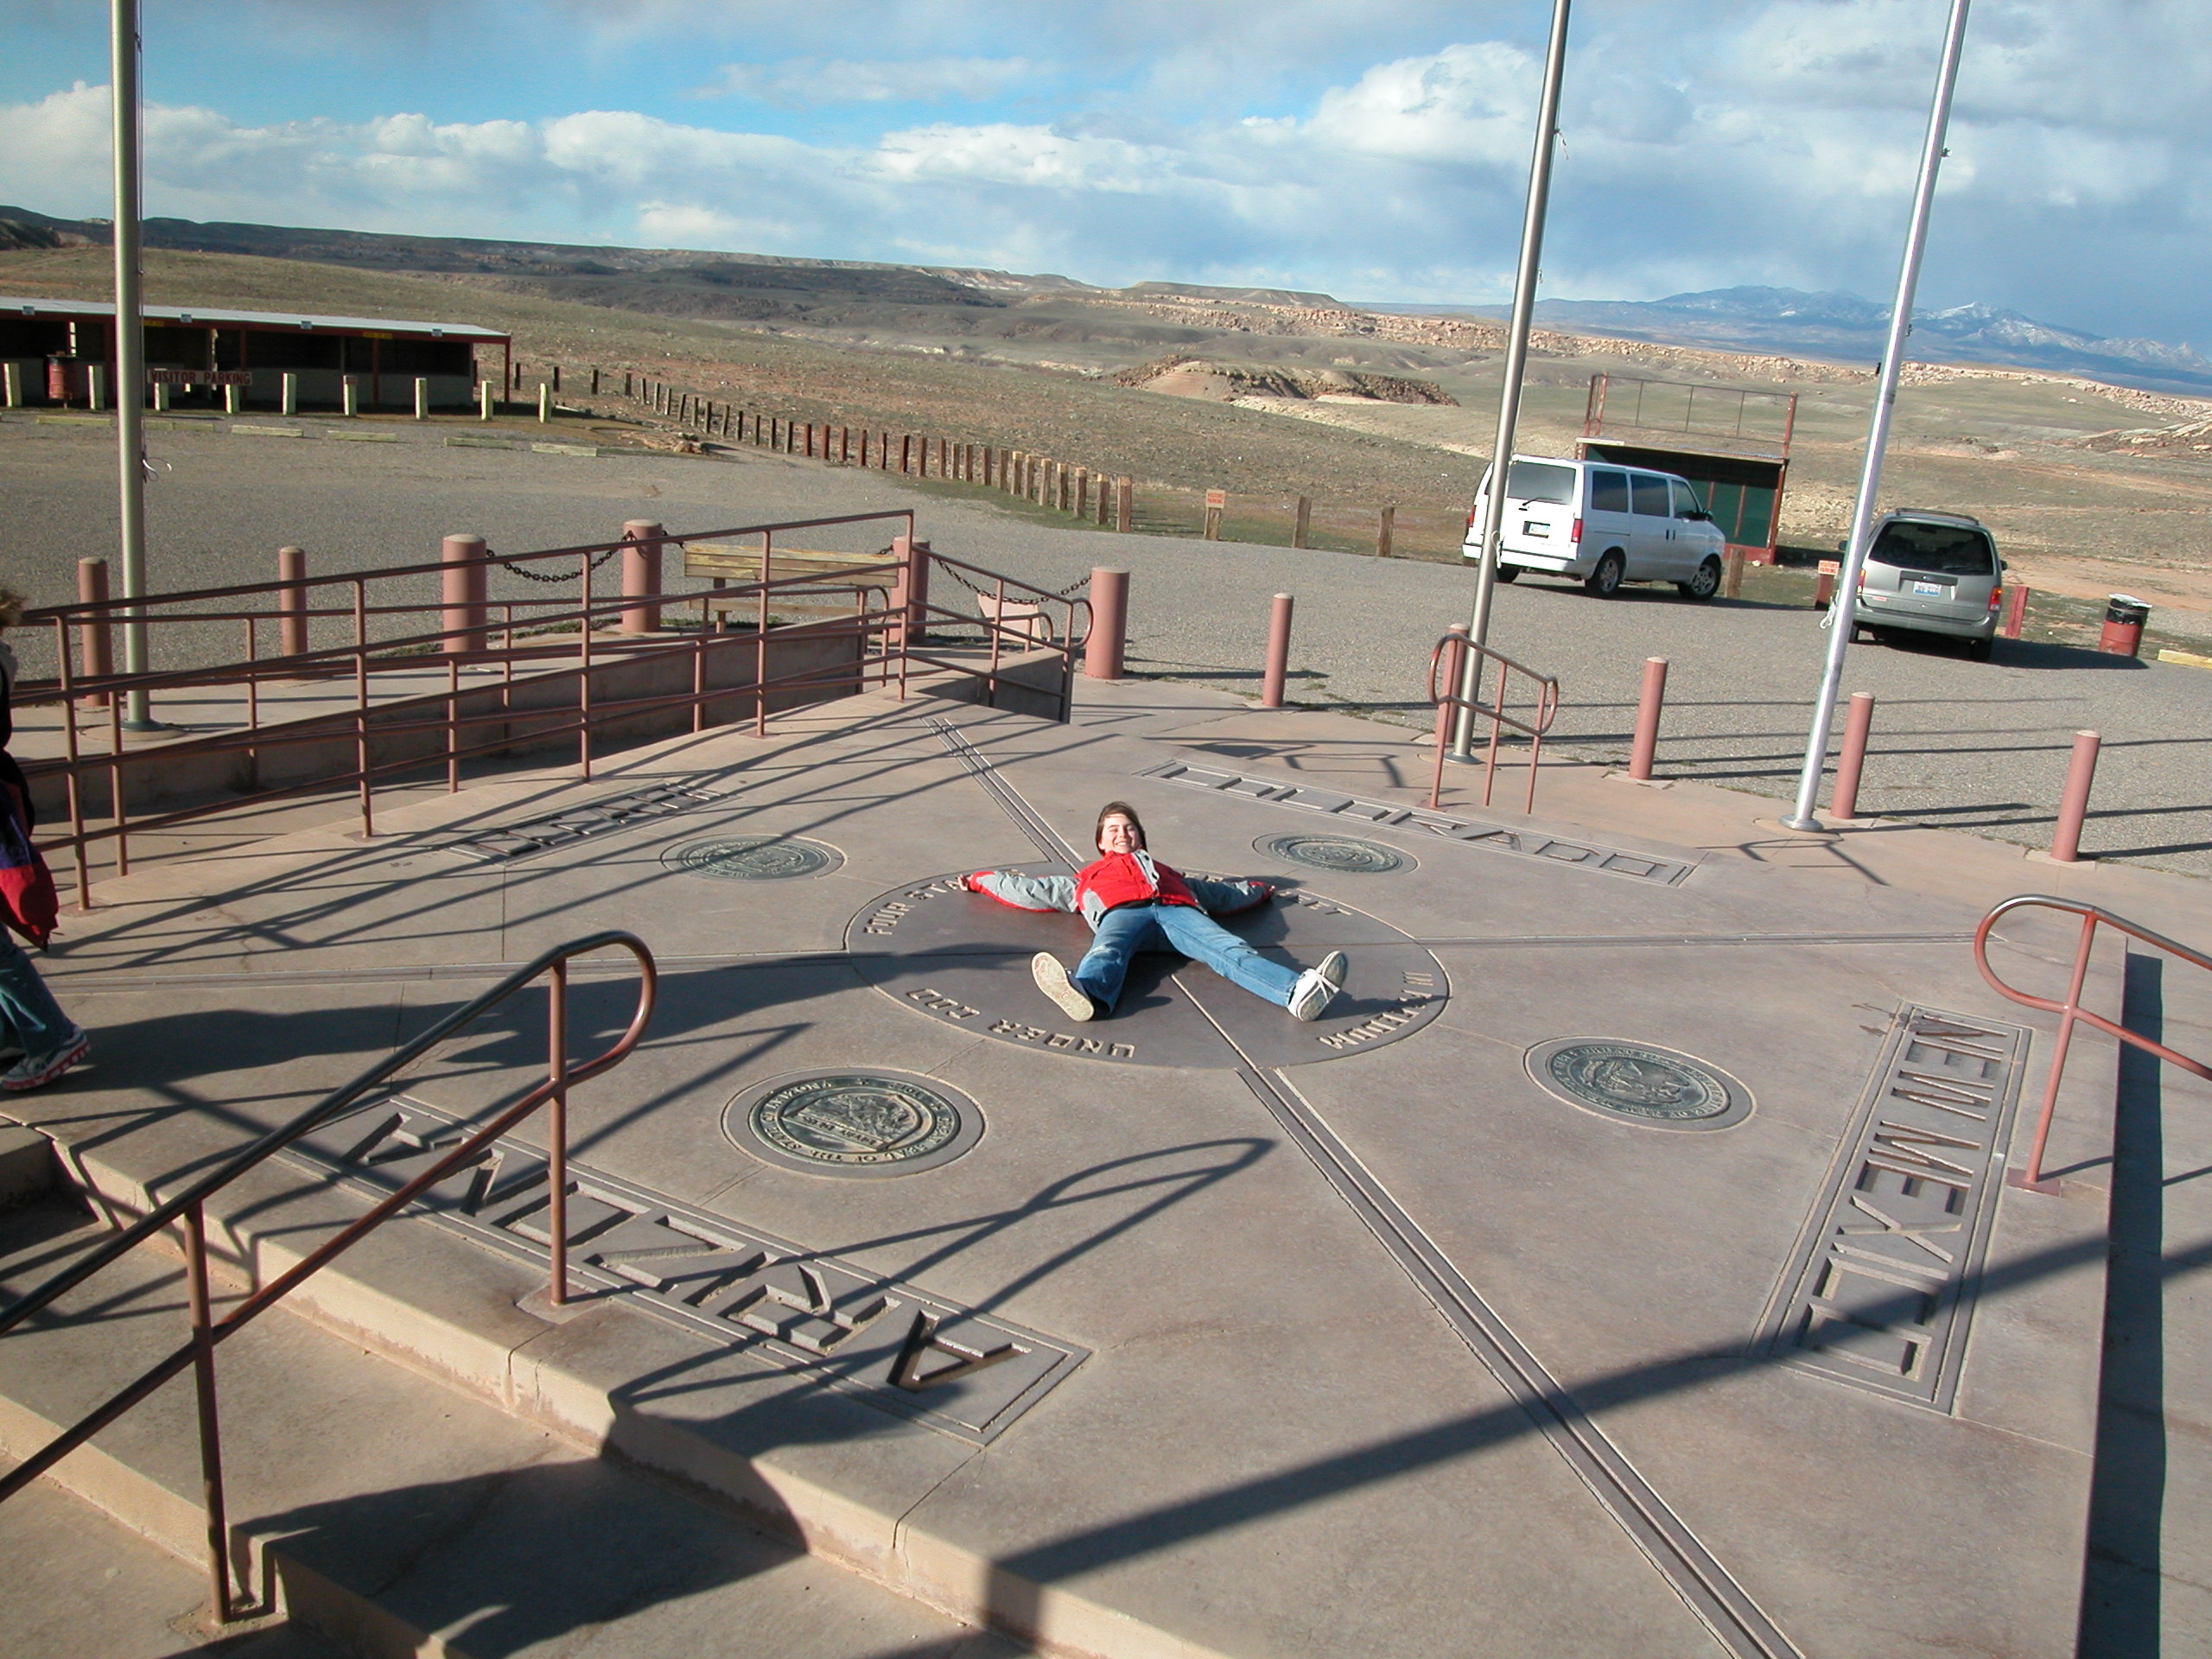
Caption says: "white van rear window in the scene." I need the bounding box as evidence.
[1872,522,1995,576]
[1506,461,1576,505]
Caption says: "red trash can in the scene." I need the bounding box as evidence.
[2098,594,2148,658]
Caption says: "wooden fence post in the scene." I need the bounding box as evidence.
[1377,505,1395,559]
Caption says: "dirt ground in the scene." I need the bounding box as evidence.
[7,245,2211,632]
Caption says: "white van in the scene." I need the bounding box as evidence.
[1464,455,1730,600]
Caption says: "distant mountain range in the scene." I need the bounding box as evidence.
[1370,286,2212,397]
[5,202,2202,398]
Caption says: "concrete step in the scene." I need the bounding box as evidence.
[0,1459,348,1659]
[0,1195,1023,1659]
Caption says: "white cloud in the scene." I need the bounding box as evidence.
[4,1,2209,343]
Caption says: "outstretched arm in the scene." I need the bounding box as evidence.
[963,869,1078,912]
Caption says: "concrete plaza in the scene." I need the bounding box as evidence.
[1,668,2207,1658]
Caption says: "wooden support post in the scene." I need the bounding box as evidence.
[1293,495,1311,549]
[1116,476,1134,532]
[1204,489,1224,541]
[1376,505,1395,558]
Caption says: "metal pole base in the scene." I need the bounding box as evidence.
[1777,813,1826,834]
[120,717,170,734]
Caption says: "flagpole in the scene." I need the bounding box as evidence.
[1781,0,1972,829]
[1454,0,1572,756]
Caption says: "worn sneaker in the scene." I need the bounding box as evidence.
[1314,950,1348,993]
[1287,968,1338,1022]
[2,1028,90,1093]
[1031,953,1096,1023]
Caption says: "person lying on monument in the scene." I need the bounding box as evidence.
[963,800,1346,1024]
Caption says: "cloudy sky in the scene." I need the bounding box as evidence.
[2,0,2205,344]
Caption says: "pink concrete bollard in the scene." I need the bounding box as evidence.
[1085,569,1128,681]
[1829,691,1876,820]
[442,534,490,654]
[2048,730,2101,862]
[1261,593,1294,709]
[620,519,664,634]
[76,556,113,706]
[892,534,931,645]
[2000,583,2029,639]
[277,544,309,662]
[1627,657,1669,781]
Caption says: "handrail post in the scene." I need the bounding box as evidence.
[2012,908,2101,1192]
[1483,654,1508,806]
[547,959,570,1306]
[353,582,374,839]
[184,1200,237,1623]
[1430,626,1468,810]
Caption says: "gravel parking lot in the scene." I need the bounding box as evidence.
[7,413,2210,876]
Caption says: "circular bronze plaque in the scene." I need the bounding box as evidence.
[1255,832,1408,875]
[725,1070,982,1177]
[664,835,841,881]
[1523,1039,1751,1132]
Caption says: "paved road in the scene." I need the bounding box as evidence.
[8,413,2211,876]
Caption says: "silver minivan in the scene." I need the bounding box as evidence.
[1464,455,1730,600]
[1849,510,2003,659]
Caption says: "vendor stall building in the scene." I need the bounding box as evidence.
[0,297,512,413]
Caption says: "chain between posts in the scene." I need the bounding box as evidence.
[493,544,620,583]
[930,558,1091,604]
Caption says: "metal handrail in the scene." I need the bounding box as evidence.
[13,508,918,631]
[1973,894,2212,1191]
[0,931,657,1621]
[1426,628,1560,812]
[20,533,1084,909]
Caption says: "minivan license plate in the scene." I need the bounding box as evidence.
[1912,580,1945,596]
[1522,520,1548,537]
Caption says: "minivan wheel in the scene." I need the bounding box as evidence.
[1495,564,1519,583]
[1583,551,1626,598]
[1679,556,1722,601]
[1965,637,1993,662]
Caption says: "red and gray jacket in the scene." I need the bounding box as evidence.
[965,852,1272,931]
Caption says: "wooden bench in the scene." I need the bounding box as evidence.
[682,543,898,610]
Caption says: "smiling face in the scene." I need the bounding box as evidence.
[1096,813,1141,855]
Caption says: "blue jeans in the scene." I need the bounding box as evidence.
[0,932,73,1056]
[1071,903,1300,1014]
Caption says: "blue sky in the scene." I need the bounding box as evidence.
[3,1,2206,346]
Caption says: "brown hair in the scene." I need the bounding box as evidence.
[0,586,22,630]
[1094,800,1146,850]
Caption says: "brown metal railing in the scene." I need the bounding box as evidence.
[1974,894,2212,1192]
[0,931,657,1622]
[1426,627,1560,812]
[16,524,1089,909]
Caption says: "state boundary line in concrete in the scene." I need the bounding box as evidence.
[928,719,1802,1658]
[930,715,1083,867]
[1237,1055,1802,1659]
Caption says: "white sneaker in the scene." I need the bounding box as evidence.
[1287,968,1337,1022]
[1031,953,1096,1023]
[1315,950,1348,992]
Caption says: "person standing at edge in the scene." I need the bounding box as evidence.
[0,586,90,1091]
[964,801,1347,1023]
